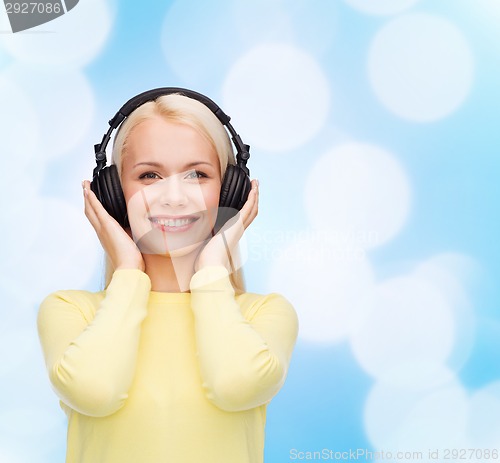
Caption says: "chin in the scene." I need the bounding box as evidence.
[134,226,210,258]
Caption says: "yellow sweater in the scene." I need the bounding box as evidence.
[37,266,298,463]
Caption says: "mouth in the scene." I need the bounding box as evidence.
[148,215,200,232]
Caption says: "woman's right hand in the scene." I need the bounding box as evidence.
[82,180,145,272]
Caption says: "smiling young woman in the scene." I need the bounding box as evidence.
[37,91,299,463]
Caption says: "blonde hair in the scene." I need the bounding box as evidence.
[103,93,246,294]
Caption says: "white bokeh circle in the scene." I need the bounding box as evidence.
[364,374,468,451]
[364,361,459,392]
[304,143,411,249]
[343,0,421,16]
[0,0,115,69]
[3,65,95,162]
[267,230,375,344]
[414,253,478,371]
[369,13,474,122]
[222,43,330,152]
[350,275,455,381]
[231,0,338,57]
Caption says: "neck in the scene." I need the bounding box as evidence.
[143,252,198,293]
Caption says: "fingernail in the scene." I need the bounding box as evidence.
[255,179,259,187]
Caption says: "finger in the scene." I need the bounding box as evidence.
[238,179,257,217]
[84,199,99,230]
[83,181,101,230]
[249,180,259,214]
[241,180,259,228]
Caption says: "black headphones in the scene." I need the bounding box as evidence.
[90,87,251,232]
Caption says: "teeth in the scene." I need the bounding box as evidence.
[152,217,195,227]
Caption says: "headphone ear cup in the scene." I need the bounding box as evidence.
[219,164,234,210]
[234,168,252,210]
[220,164,251,210]
[90,165,129,228]
[215,164,251,233]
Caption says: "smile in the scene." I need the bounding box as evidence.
[148,215,200,232]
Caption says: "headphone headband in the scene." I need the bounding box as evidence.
[93,87,250,178]
[110,87,231,128]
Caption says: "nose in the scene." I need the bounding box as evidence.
[157,176,188,207]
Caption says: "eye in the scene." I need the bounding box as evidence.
[139,172,161,180]
[185,170,208,179]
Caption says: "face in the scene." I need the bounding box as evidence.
[121,116,222,258]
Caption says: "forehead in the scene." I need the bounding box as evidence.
[123,117,220,171]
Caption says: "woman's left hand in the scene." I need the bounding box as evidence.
[194,179,259,273]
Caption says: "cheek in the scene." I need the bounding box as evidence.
[124,188,151,239]
[123,183,144,212]
[203,185,221,220]
[121,179,139,207]
[203,185,220,228]
[126,188,148,214]
[203,187,220,208]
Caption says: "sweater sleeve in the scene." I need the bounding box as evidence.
[37,269,151,418]
[189,265,299,412]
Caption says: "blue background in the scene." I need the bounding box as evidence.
[0,0,499,462]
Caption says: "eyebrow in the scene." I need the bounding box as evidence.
[133,161,215,169]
